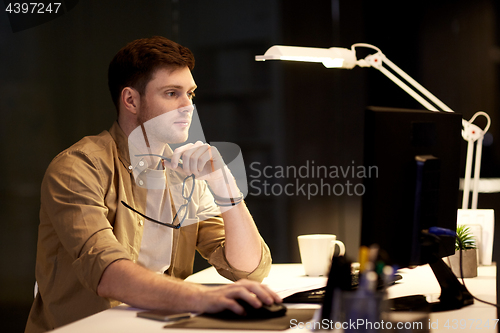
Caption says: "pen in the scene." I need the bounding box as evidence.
[358,246,369,272]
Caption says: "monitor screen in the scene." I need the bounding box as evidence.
[361,106,463,268]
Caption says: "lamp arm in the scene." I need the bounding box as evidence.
[376,64,438,111]
[461,111,491,209]
[355,45,470,129]
[471,135,484,209]
[383,56,456,113]
[462,139,475,210]
[359,49,453,112]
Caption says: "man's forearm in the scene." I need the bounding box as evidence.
[97,258,282,316]
[97,259,203,312]
[206,168,263,274]
[220,201,263,273]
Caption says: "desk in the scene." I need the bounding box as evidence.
[51,264,497,332]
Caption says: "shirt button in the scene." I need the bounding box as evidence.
[139,219,144,226]
[139,180,144,186]
[128,165,133,170]
[139,161,145,167]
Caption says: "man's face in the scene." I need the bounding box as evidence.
[137,66,196,144]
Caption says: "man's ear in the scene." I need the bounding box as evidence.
[120,87,140,115]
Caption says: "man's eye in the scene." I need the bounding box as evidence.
[188,91,196,99]
[166,91,176,97]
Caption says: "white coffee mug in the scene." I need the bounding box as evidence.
[298,234,346,276]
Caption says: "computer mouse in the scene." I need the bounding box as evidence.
[205,299,287,320]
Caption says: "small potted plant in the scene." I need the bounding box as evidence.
[446,225,478,278]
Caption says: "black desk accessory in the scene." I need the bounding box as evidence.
[204,299,286,320]
[283,272,402,304]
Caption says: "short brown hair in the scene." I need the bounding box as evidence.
[108,36,195,112]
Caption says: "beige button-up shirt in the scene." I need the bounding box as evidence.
[25,122,271,333]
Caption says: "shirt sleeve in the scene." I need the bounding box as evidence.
[194,182,272,282]
[41,149,131,294]
[208,238,272,282]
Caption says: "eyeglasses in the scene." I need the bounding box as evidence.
[121,174,195,229]
[134,153,184,168]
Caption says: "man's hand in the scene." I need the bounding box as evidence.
[98,260,281,315]
[197,279,282,315]
[166,141,225,181]
[165,141,239,200]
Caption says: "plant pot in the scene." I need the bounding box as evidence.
[445,249,478,278]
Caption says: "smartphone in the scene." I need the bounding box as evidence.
[137,311,192,322]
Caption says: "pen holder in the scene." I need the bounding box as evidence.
[340,290,386,333]
[319,256,390,332]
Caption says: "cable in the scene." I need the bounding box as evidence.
[427,227,498,308]
[351,43,382,54]
[457,238,499,308]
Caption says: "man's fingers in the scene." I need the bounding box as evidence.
[233,280,281,305]
[200,280,282,316]
[171,142,226,179]
[200,285,251,314]
[186,144,210,175]
[197,149,213,173]
[168,142,231,184]
[261,284,283,304]
[170,143,194,169]
[171,141,204,171]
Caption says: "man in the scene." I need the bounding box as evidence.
[25,36,279,333]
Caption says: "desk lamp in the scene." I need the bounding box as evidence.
[256,43,490,210]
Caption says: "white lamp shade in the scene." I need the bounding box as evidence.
[255,45,357,69]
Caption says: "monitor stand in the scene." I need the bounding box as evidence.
[389,154,474,312]
[389,257,474,312]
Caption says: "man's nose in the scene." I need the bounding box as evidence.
[178,104,194,115]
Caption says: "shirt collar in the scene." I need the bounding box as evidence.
[109,121,133,172]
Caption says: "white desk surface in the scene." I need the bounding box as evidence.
[390,265,497,332]
[51,263,497,333]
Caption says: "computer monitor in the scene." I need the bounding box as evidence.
[359,106,472,311]
[361,106,461,267]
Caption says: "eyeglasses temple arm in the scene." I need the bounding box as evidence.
[120,201,180,229]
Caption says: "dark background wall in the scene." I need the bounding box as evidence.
[1,0,500,331]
